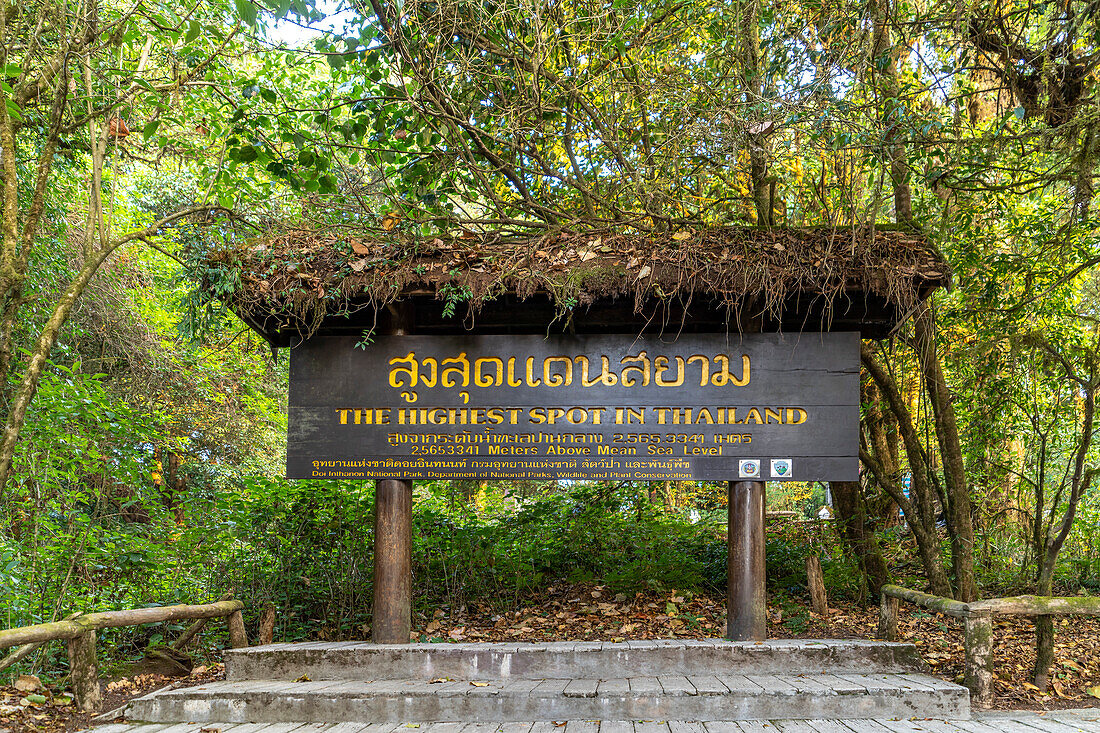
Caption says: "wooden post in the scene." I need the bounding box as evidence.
[172,593,234,651]
[806,555,829,617]
[227,610,249,648]
[66,631,102,711]
[258,602,276,645]
[877,593,899,641]
[727,480,766,641]
[964,614,995,708]
[373,478,413,643]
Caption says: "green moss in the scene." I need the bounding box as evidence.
[571,263,629,292]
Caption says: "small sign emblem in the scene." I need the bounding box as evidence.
[739,459,761,478]
[771,459,792,478]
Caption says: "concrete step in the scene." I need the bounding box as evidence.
[226,640,927,681]
[76,712,1100,733]
[127,673,969,723]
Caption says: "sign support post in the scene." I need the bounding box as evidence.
[372,478,413,643]
[727,480,766,641]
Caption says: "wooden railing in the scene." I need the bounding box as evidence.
[877,584,1100,708]
[0,600,248,711]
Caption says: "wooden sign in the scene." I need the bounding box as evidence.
[287,332,859,481]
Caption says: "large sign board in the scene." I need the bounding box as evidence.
[288,332,859,481]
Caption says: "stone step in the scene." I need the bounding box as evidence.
[226,640,927,682]
[127,673,969,723]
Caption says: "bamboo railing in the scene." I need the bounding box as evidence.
[877,584,1100,708]
[0,599,247,711]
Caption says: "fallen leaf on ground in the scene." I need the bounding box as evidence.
[13,675,41,693]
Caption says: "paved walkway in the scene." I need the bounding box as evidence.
[87,710,1100,733]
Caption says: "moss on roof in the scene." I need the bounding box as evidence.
[203,224,949,337]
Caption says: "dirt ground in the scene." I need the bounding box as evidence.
[1,584,1096,733]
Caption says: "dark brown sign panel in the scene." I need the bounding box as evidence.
[287,332,859,481]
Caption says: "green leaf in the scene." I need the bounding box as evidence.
[233,0,258,26]
[238,145,259,163]
[186,20,202,43]
[142,120,161,140]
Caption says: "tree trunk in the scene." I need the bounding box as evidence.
[830,481,890,597]
[912,305,978,602]
[861,347,954,596]
[736,0,774,226]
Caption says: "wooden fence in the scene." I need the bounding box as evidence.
[0,600,247,711]
[877,584,1100,708]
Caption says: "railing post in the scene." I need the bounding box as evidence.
[877,592,899,641]
[66,630,102,711]
[227,609,249,648]
[964,613,995,708]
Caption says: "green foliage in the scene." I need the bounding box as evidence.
[413,483,718,605]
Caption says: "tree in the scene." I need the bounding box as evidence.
[0,0,276,495]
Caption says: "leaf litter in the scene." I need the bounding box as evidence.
[2,585,1097,732]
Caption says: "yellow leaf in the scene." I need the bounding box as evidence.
[672,231,691,241]
[470,681,491,687]
[294,675,311,683]
[1086,685,1100,699]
